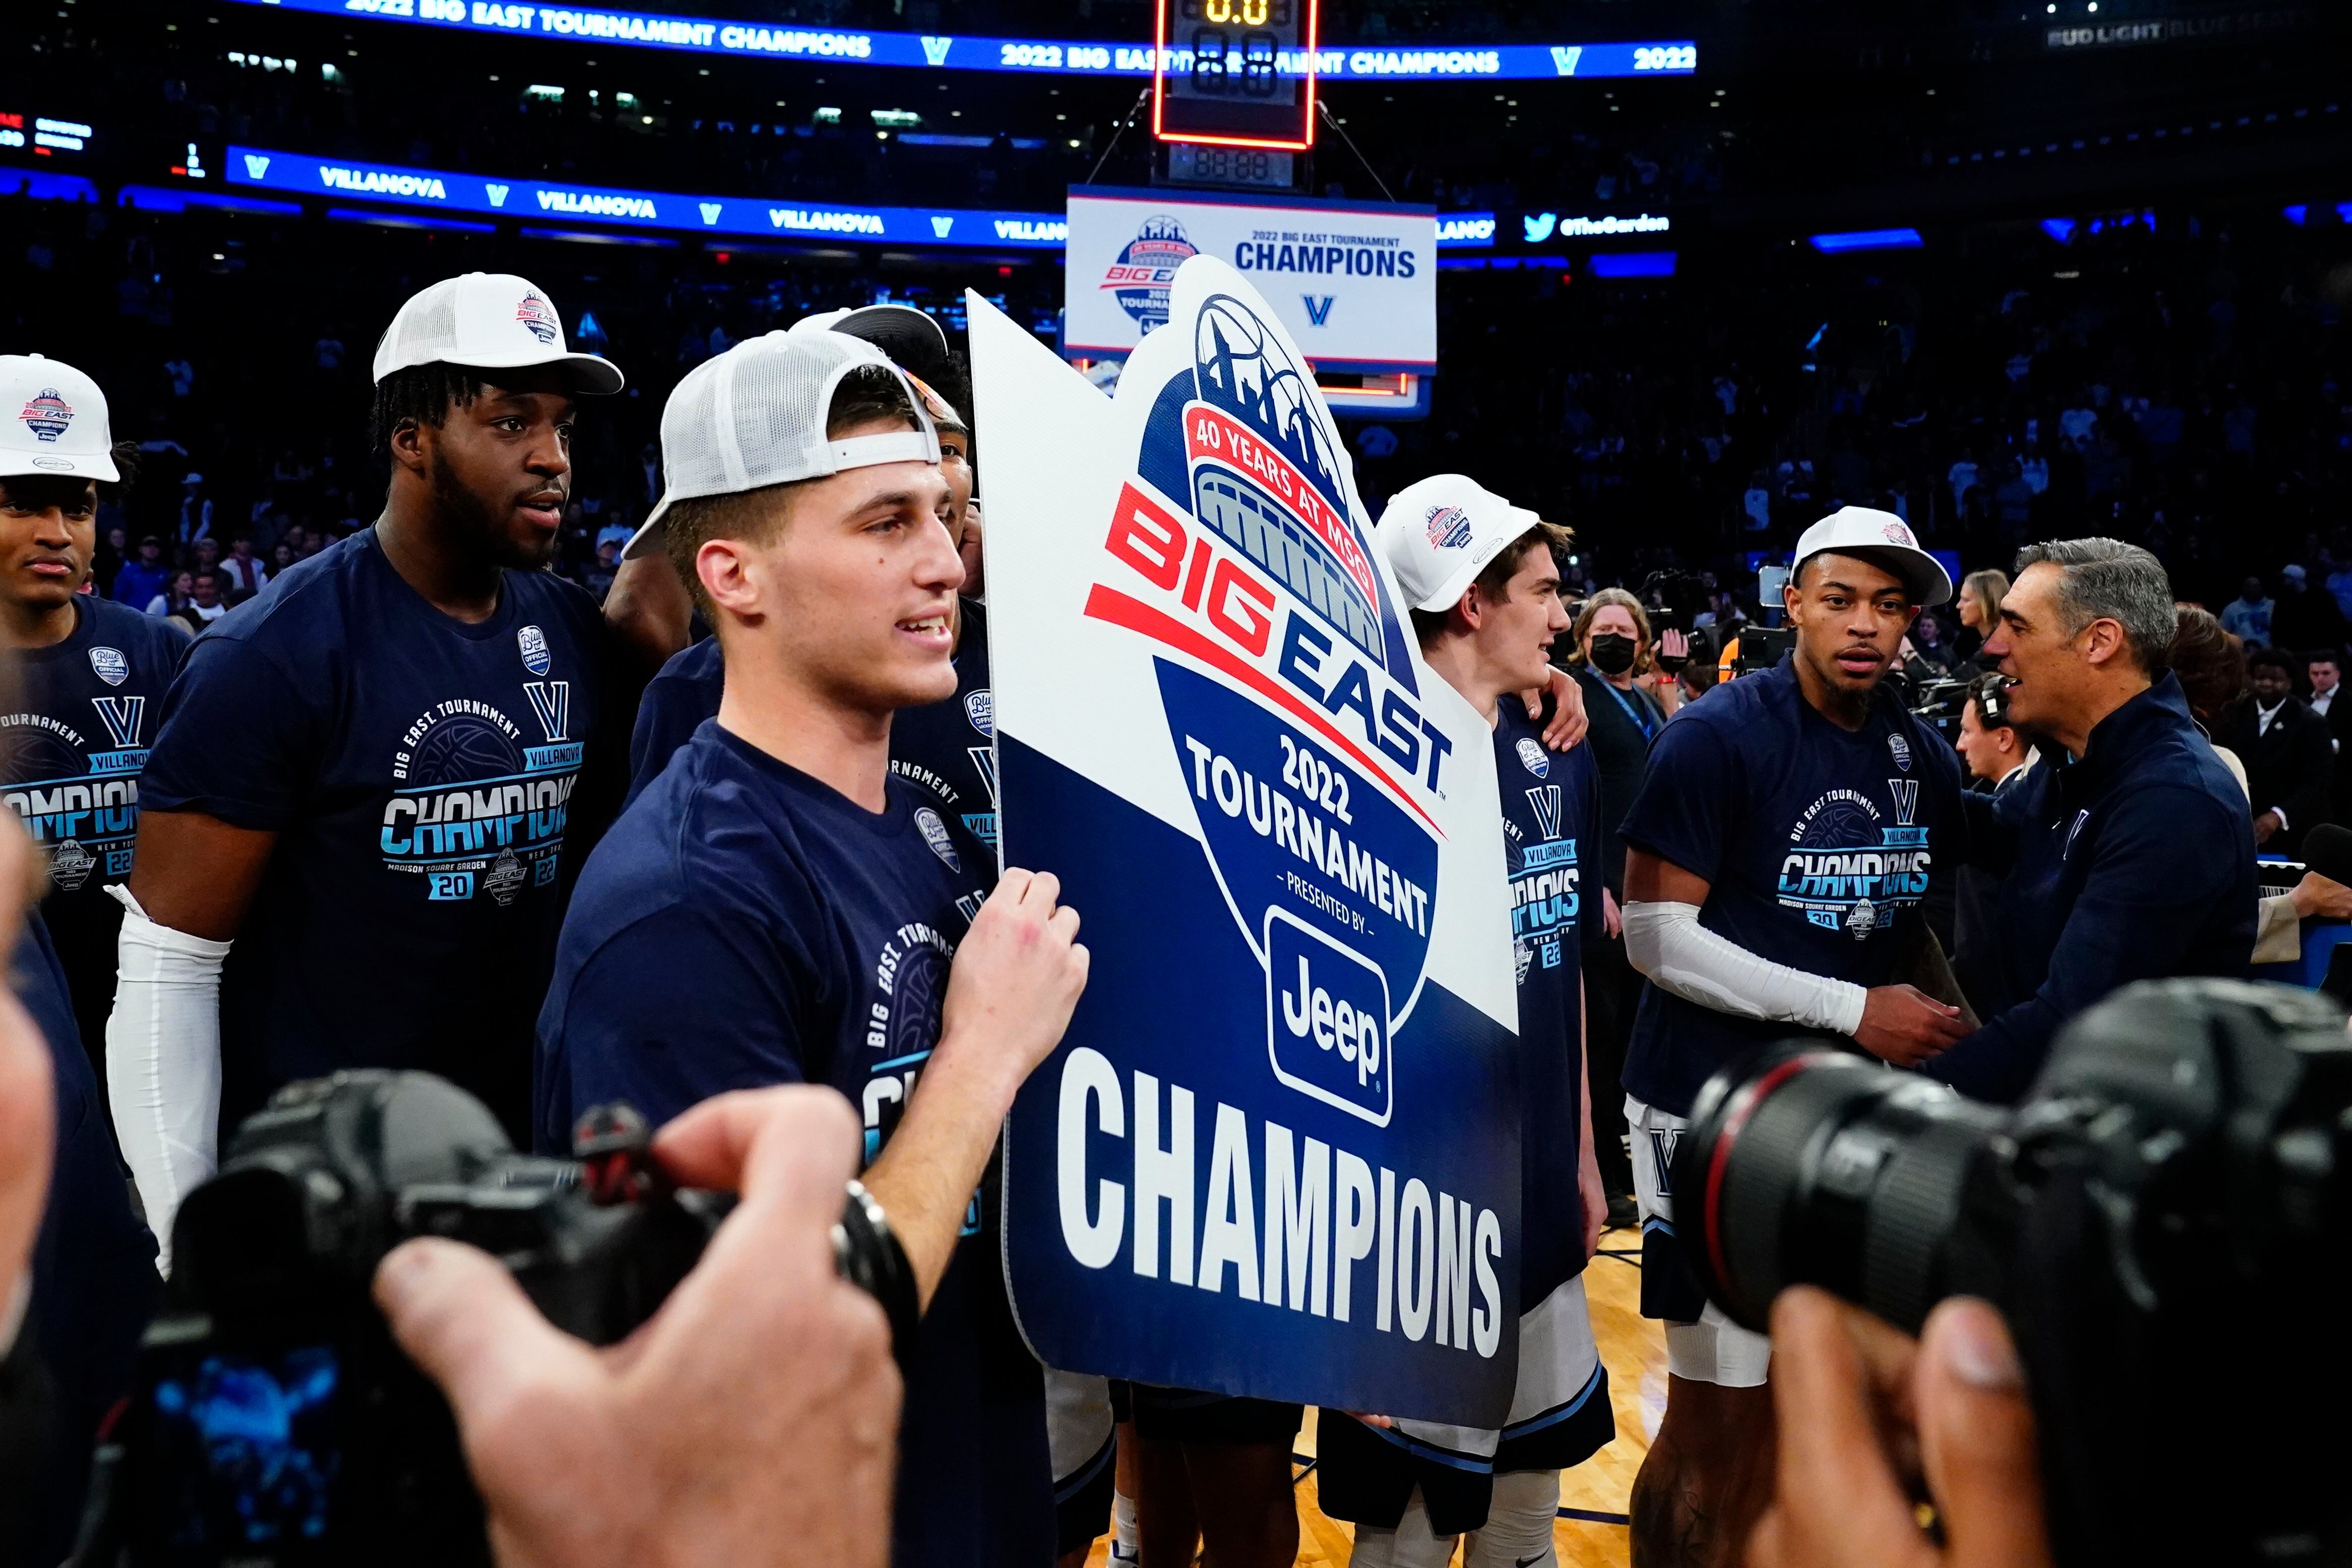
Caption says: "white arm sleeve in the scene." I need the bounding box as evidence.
[104,885,231,1276]
[1622,900,1867,1039]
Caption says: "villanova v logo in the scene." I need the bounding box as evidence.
[524,681,571,743]
[1301,295,1336,327]
[967,745,1001,807]
[89,695,145,750]
[1526,785,1564,840]
[1888,777,1920,826]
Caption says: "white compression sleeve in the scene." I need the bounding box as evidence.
[105,885,231,1276]
[1622,900,1867,1039]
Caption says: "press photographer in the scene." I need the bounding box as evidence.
[69,1074,904,1568]
[1679,977,2352,1568]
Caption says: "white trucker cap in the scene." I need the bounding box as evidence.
[372,272,623,395]
[623,329,939,561]
[1793,506,1953,607]
[1374,473,1545,613]
[1,354,118,482]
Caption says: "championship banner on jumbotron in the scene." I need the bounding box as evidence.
[1064,188,1437,373]
[973,257,1522,1425]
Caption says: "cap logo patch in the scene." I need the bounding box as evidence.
[18,388,73,444]
[915,806,961,871]
[1889,732,1912,772]
[1880,520,1914,545]
[1425,505,1473,550]
[518,623,552,675]
[88,647,127,687]
[963,689,995,738]
[30,457,72,471]
[1514,736,1550,777]
[514,293,561,346]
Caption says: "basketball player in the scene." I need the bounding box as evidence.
[536,329,1087,1568]
[1315,476,1613,1568]
[1616,507,1968,1567]
[106,273,660,1269]
[622,306,991,838]
[0,354,187,1085]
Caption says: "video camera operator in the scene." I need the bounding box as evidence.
[1926,539,2257,1102]
[1614,506,1970,1568]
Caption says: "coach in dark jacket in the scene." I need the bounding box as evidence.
[2217,646,2334,857]
[1932,540,2258,1104]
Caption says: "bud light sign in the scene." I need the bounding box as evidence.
[972,256,1521,1426]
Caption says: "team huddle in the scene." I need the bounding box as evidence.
[0,266,2254,1568]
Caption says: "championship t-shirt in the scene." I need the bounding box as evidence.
[1494,703,1599,1311]
[625,599,999,855]
[2,595,189,1063]
[536,721,1050,1568]
[137,529,612,1142]
[1618,657,1965,1117]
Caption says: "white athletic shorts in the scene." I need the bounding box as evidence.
[1625,1094,1771,1388]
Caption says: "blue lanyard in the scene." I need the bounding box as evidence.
[1596,676,1657,740]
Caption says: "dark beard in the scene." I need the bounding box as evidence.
[427,447,556,570]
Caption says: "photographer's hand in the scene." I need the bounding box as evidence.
[376,1086,899,1568]
[1854,985,1968,1067]
[1748,1288,2049,1568]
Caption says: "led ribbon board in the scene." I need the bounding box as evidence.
[1068,188,1435,372]
[973,256,1522,1422]
[224,144,1071,246]
[217,0,1694,79]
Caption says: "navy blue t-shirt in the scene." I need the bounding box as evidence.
[538,721,1049,1568]
[624,600,997,856]
[1619,659,1966,1116]
[138,529,612,1142]
[18,908,160,1564]
[1495,705,1599,1311]
[2,595,188,1063]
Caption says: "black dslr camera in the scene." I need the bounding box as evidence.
[1678,979,2352,1567]
[75,1071,912,1568]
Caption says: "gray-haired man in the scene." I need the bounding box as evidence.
[1929,537,2257,1101]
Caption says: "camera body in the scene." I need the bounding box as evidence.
[1678,980,2352,1565]
[90,1071,732,1568]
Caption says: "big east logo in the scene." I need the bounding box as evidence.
[1103,217,1198,334]
[18,389,73,444]
[514,293,561,345]
[1086,287,1446,1127]
[1425,505,1472,550]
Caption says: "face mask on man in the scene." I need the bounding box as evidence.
[1588,632,1639,676]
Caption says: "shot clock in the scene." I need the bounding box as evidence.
[1153,0,1320,151]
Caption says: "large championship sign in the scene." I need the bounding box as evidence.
[1065,188,1437,373]
[974,257,1521,1424]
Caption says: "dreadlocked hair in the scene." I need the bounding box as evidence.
[370,363,489,453]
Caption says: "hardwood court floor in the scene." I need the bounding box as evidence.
[1086,1225,1666,1568]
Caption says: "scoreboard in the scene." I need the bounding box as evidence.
[1153,0,1321,152]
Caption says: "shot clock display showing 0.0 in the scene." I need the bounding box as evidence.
[1153,0,1320,151]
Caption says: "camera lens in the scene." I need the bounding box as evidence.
[1678,1046,2008,1334]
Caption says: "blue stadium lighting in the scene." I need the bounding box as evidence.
[117,184,301,217]
[2041,218,2077,244]
[0,170,96,203]
[2338,203,2352,224]
[209,0,1695,81]
[1587,250,1676,278]
[1808,228,1925,253]
[2283,204,2309,225]
[326,206,498,233]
